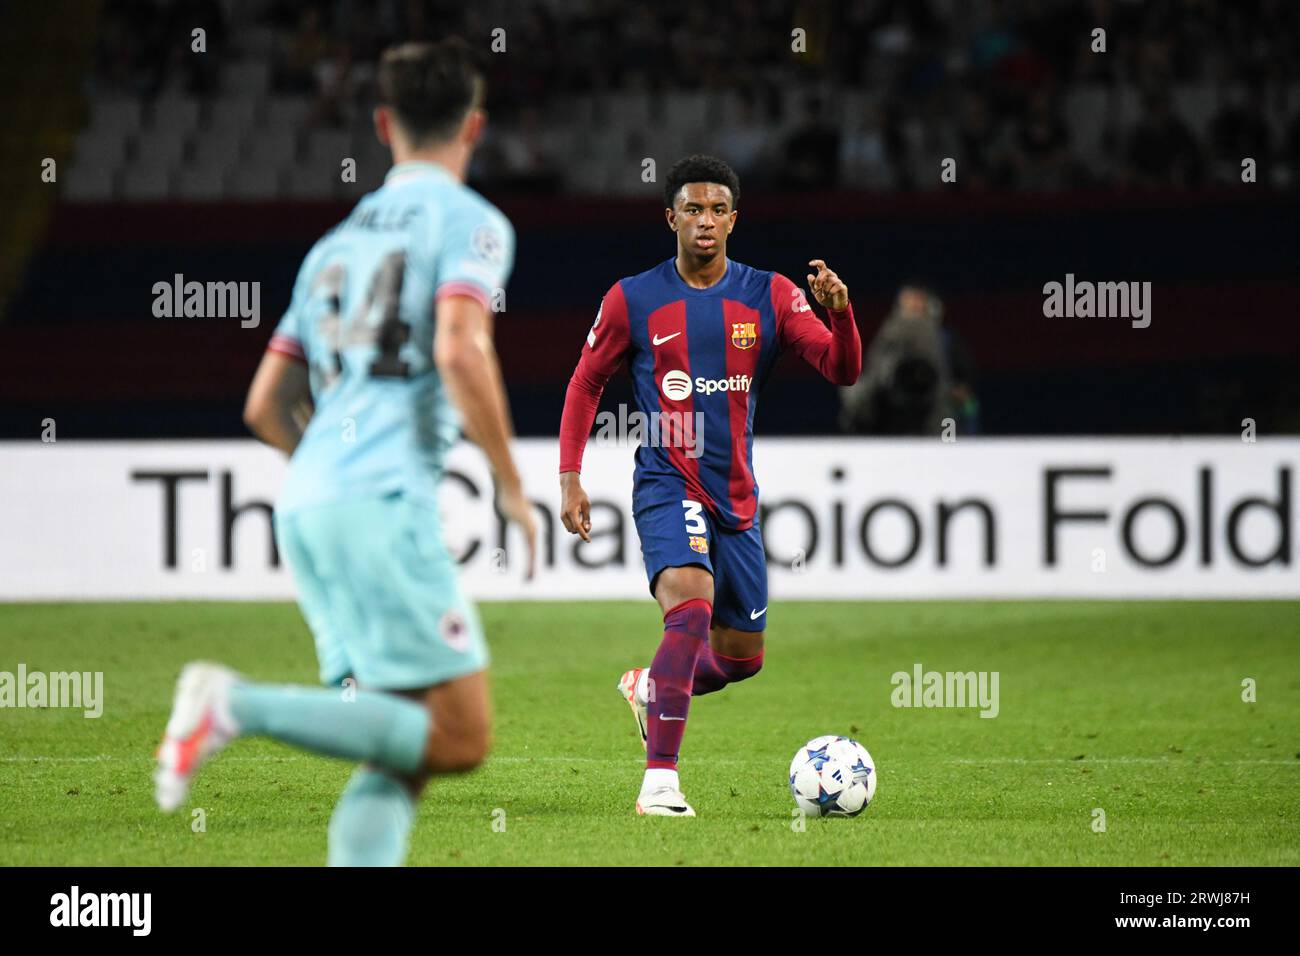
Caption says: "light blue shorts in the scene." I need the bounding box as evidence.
[275,493,488,690]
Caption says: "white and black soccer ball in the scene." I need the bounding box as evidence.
[789,735,877,817]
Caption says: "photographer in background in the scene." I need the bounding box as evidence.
[839,283,978,436]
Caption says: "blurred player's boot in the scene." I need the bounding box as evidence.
[154,662,241,812]
[617,667,650,750]
[636,787,696,817]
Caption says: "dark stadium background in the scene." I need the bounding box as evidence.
[2,0,1298,440]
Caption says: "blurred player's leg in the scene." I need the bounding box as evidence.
[327,768,415,867]
[157,666,490,866]
[328,670,490,866]
[154,663,431,810]
[156,494,492,867]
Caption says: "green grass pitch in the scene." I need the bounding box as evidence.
[1,600,1297,866]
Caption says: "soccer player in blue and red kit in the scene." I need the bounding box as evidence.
[558,155,863,815]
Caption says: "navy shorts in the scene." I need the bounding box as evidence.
[632,488,769,632]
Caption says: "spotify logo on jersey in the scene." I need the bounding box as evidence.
[661,370,693,400]
[660,370,754,401]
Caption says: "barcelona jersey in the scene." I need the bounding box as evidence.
[560,256,861,532]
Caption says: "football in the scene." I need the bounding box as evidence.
[789,735,877,817]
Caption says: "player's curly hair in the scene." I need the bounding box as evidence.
[377,38,484,145]
[663,155,740,210]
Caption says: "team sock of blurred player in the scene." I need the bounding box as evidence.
[327,767,417,867]
[643,598,712,792]
[229,682,429,772]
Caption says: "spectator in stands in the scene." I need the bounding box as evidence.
[278,6,331,94]
[1284,109,1300,190]
[489,106,563,194]
[80,0,1300,199]
[953,91,1012,191]
[840,284,978,437]
[1124,88,1204,188]
[163,0,225,95]
[1208,81,1273,185]
[839,98,895,191]
[779,95,841,190]
[1008,88,1072,190]
[716,90,773,184]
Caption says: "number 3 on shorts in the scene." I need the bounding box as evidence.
[681,499,706,534]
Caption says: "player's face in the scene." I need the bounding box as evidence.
[666,183,737,260]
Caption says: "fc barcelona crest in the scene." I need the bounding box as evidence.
[688,535,709,554]
[730,322,757,350]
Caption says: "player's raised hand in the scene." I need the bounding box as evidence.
[497,482,539,579]
[807,259,849,311]
[559,471,592,543]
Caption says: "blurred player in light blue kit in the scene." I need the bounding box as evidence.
[153,39,537,866]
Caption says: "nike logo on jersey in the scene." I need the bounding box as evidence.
[750,607,768,620]
[658,715,686,721]
[652,332,682,345]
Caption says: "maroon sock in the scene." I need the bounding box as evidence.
[645,598,712,770]
[692,646,764,696]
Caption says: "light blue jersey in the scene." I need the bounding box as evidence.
[268,161,512,690]
[270,161,514,516]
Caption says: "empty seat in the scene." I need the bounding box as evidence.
[62,161,116,200]
[243,125,299,166]
[208,95,260,134]
[284,167,335,199]
[132,126,189,169]
[661,91,708,130]
[175,165,228,200]
[150,95,202,136]
[227,162,283,199]
[87,96,143,137]
[224,60,270,96]
[120,164,172,199]
[73,127,129,169]
[264,95,311,131]
[305,128,353,166]
[190,127,244,171]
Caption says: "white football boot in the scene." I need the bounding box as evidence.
[616,667,650,751]
[154,662,241,812]
[636,786,696,817]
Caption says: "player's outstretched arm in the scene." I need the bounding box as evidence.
[436,294,538,578]
[776,260,863,386]
[244,351,313,455]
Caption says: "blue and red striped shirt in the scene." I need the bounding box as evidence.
[560,257,862,531]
